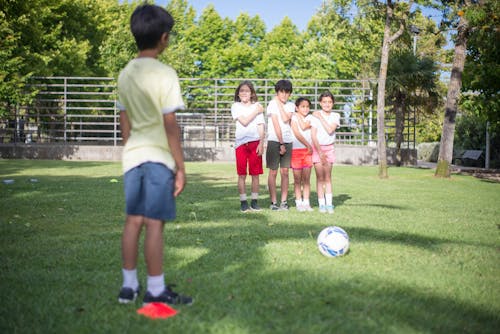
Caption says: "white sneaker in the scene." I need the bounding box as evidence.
[326,205,334,214]
[319,205,327,213]
[303,205,313,212]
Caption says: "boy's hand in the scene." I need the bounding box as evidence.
[174,169,186,197]
[279,144,286,155]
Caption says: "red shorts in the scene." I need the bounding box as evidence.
[291,148,312,169]
[312,144,336,164]
[235,140,263,175]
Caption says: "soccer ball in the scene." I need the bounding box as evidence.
[317,226,349,257]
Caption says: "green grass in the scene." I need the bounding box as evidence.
[0,159,499,333]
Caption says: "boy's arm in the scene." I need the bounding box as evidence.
[119,110,131,145]
[163,112,186,197]
[271,114,286,155]
[275,97,292,124]
[271,113,283,143]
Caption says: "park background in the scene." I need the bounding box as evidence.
[0,0,499,168]
[1,1,499,332]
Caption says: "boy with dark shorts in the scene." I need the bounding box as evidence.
[266,80,294,210]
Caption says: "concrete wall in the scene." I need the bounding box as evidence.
[0,143,417,166]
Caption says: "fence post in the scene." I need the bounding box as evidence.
[214,78,218,147]
[63,77,67,142]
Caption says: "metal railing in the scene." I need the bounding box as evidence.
[0,77,416,149]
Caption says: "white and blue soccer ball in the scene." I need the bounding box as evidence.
[317,226,349,257]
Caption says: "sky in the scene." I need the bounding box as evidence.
[155,0,326,32]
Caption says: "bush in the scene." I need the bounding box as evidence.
[417,142,440,162]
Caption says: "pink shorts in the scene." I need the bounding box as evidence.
[235,140,263,175]
[312,144,336,164]
[291,148,312,169]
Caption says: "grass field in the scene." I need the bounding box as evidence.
[0,159,499,333]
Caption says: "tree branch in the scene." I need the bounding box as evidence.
[389,0,414,44]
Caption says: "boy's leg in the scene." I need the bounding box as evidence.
[119,214,142,303]
[144,217,166,296]
[122,214,143,270]
[266,142,280,207]
[280,167,289,204]
[268,169,278,204]
[279,143,293,205]
[144,217,165,276]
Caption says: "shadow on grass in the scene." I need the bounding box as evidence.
[0,167,498,333]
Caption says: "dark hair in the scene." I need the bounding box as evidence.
[130,4,174,51]
[319,90,335,103]
[274,80,293,93]
[234,81,258,103]
[295,97,311,107]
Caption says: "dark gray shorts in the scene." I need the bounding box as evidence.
[266,141,292,170]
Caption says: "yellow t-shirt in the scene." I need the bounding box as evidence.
[117,58,185,173]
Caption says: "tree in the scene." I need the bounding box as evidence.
[461,0,499,131]
[162,0,198,77]
[0,0,118,115]
[376,0,413,178]
[98,1,138,77]
[435,1,471,177]
[185,4,232,77]
[254,17,303,78]
[218,13,266,78]
[385,51,439,165]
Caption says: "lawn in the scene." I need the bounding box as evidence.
[0,159,499,333]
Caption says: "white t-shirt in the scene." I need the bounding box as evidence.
[311,111,341,145]
[266,100,295,143]
[231,102,265,148]
[291,114,313,149]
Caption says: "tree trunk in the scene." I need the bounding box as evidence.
[376,0,411,178]
[394,93,406,167]
[376,4,393,179]
[435,12,468,177]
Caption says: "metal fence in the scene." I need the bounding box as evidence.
[0,77,416,149]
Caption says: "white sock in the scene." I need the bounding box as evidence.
[295,199,303,207]
[326,193,333,206]
[240,194,247,201]
[251,192,259,200]
[147,274,165,297]
[122,268,139,290]
[303,199,310,207]
[318,198,326,207]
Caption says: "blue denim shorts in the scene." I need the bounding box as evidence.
[124,162,176,221]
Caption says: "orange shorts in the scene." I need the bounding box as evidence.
[291,148,313,169]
